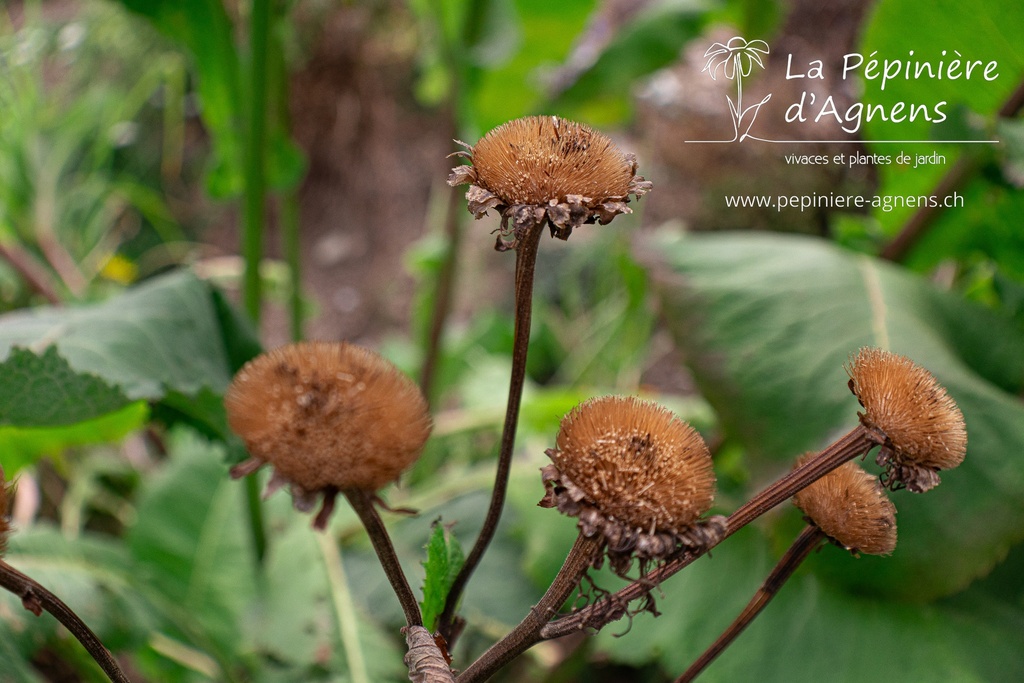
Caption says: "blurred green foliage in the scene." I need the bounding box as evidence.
[0,0,1022,681]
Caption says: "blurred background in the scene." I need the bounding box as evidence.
[1,0,1023,681]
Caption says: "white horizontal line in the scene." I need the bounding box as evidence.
[684,139,1000,144]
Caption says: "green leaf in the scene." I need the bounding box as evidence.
[0,346,130,427]
[550,0,707,124]
[0,401,149,475]
[249,504,405,680]
[859,0,1024,236]
[595,528,1024,683]
[645,229,1024,600]
[125,429,256,671]
[0,270,235,402]
[420,519,466,631]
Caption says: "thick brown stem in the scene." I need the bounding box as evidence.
[0,559,130,683]
[456,534,601,683]
[437,221,545,642]
[342,489,423,627]
[674,525,826,683]
[540,426,874,639]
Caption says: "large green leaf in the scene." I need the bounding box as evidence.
[645,229,1024,600]
[859,0,1024,252]
[250,503,406,681]
[0,270,234,402]
[595,526,1024,683]
[125,429,257,672]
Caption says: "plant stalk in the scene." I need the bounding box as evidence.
[455,534,601,683]
[674,525,826,683]
[540,425,874,639]
[240,0,272,566]
[0,559,131,683]
[437,220,546,643]
[343,489,423,627]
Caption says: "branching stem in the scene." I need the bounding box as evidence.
[456,534,601,683]
[540,425,875,638]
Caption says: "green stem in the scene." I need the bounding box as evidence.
[242,0,270,323]
[241,0,272,565]
[437,220,546,643]
[317,532,371,683]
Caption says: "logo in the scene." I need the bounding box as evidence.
[689,36,1000,146]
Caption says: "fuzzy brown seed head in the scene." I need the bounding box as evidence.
[225,341,432,494]
[847,347,967,492]
[550,396,716,530]
[793,454,897,556]
[448,116,652,247]
[471,116,635,206]
[540,396,725,575]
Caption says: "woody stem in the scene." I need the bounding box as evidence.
[438,220,545,644]
[456,534,601,683]
[674,525,826,683]
[540,425,874,639]
[343,489,423,627]
[0,559,131,683]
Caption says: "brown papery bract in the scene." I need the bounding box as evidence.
[549,396,717,534]
[225,341,432,494]
[847,347,966,492]
[470,117,635,206]
[793,454,897,556]
[448,116,652,247]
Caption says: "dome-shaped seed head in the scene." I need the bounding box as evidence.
[549,396,716,533]
[225,341,432,493]
[470,116,636,206]
[847,347,966,492]
[793,454,897,556]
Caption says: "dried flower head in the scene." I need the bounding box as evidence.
[847,347,967,493]
[540,396,725,575]
[793,454,897,556]
[225,341,432,528]
[448,116,652,249]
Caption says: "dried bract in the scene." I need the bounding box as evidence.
[793,454,897,556]
[447,116,652,249]
[847,347,967,493]
[540,396,725,575]
[225,341,432,527]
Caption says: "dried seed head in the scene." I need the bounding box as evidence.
[847,347,967,493]
[793,454,897,556]
[225,341,432,525]
[447,116,652,248]
[540,396,725,575]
